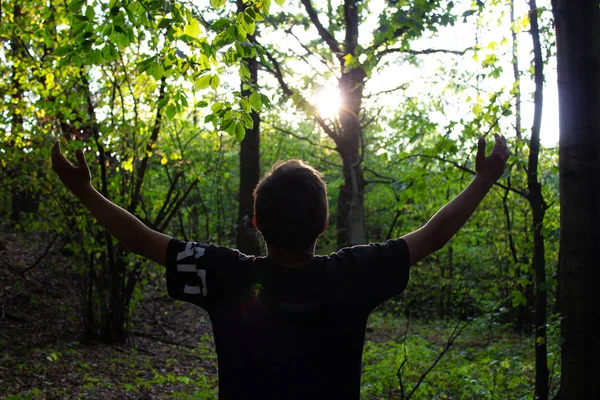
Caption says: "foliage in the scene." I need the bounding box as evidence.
[1,0,561,395]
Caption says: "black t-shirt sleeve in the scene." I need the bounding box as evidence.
[334,238,411,312]
[165,239,242,311]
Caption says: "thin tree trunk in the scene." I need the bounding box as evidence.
[236,1,261,255]
[510,0,535,334]
[335,0,367,248]
[552,0,600,398]
[527,2,549,398]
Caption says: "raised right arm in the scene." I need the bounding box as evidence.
[402,135,509,265]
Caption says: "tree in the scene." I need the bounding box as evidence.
[526,1,549,398]
[552,0,600,398]
[0,0,269,342]
[262,0,458,248]
[235,1,262,255]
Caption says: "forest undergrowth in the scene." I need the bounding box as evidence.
[0,229,558,400]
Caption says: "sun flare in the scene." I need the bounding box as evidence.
[315,86,342,119]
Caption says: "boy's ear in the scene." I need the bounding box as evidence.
[320,220,329,234]
[252,215,261,232]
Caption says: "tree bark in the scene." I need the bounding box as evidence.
[509,0,534,334]
[236,2,261,255]
[335,0,367,248]
[552,0,600,398]
[527,2,549,398]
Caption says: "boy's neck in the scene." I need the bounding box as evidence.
[266,243,316,268]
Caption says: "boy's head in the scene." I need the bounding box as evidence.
[253,160,328,250]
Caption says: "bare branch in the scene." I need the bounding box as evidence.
[158,179,200,232]
[365,83,409,99]
[405,317,476,399]
[377,47,470,59]
[269,124,338,152]
[153,170,183,228]
[128,78,167,213]
[20,234,59,276]
[299,0,342,61]
[261,49,339,140]
[285,27,338,76]
[392,154,528,198]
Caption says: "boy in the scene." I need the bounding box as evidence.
[51,135,508,399]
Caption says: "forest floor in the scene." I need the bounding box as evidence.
[0,228,554,399]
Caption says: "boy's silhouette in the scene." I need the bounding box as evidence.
[51,135,508,399]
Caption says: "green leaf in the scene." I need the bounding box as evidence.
[224,119,236,135]
[157,97,169,109]
[249,92,262,111]
[211,102,224,113]
[165,104,176,120]
[54,46,71,57]
[67,0,84,13]
[210,0,226,8]
[240,98,250,113]
[183,18,201,38]
[261,0,272,16]
[274,0,285,5]
[194,74,212,90]
[195,100,209,107]
[210,18,230,31]
[235,121,246,141]
[147,62,164,80]
[210,74,220,90]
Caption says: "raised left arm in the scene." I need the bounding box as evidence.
[51,142,171,266]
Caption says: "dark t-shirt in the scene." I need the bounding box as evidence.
[166,239,410,399]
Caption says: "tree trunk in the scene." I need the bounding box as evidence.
[552,0,600,398]
[336,70,367,248]
[335,0,367,248]
[527,2,549,398]
[236,3,261,255]
[509,0,534,334]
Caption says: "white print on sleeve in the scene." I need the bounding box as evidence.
[195,247,205,259]
[184,284,201,295]
[176,242,208,297]
[177,264,196,272]
[177,242,195,261]
[197,270,208,296]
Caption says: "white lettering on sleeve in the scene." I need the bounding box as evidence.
[183,285,201,295]
[177,264,196,272]
[197,270,208,297]
[177,242,195,261]
[195,247,206,259]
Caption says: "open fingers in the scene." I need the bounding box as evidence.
[51,141,75,171]
[476,137,486,168]
[75,148,89,170]
[492,134,509,161]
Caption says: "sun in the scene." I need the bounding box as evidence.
[315,86,342,119]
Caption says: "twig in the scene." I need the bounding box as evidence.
[20,234,58,275]
[404,316,477,399]
[397,317,411,399]
[269,124,338,152]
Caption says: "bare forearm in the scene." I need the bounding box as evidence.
[75,183,150,254]
[425,174,494,249]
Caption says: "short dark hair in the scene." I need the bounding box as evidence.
[253,160,328,250]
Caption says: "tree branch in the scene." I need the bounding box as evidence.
[405,317,476,399]
[377,47,470,59]
[269,124,338,152]
[392,154,528,198]
[299,0,342,61]
[128,78,167,213]
[261,49,339,140]
[285,27,338,76]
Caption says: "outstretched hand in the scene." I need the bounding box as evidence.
[51,141,92,196]
[475,134,509,184]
